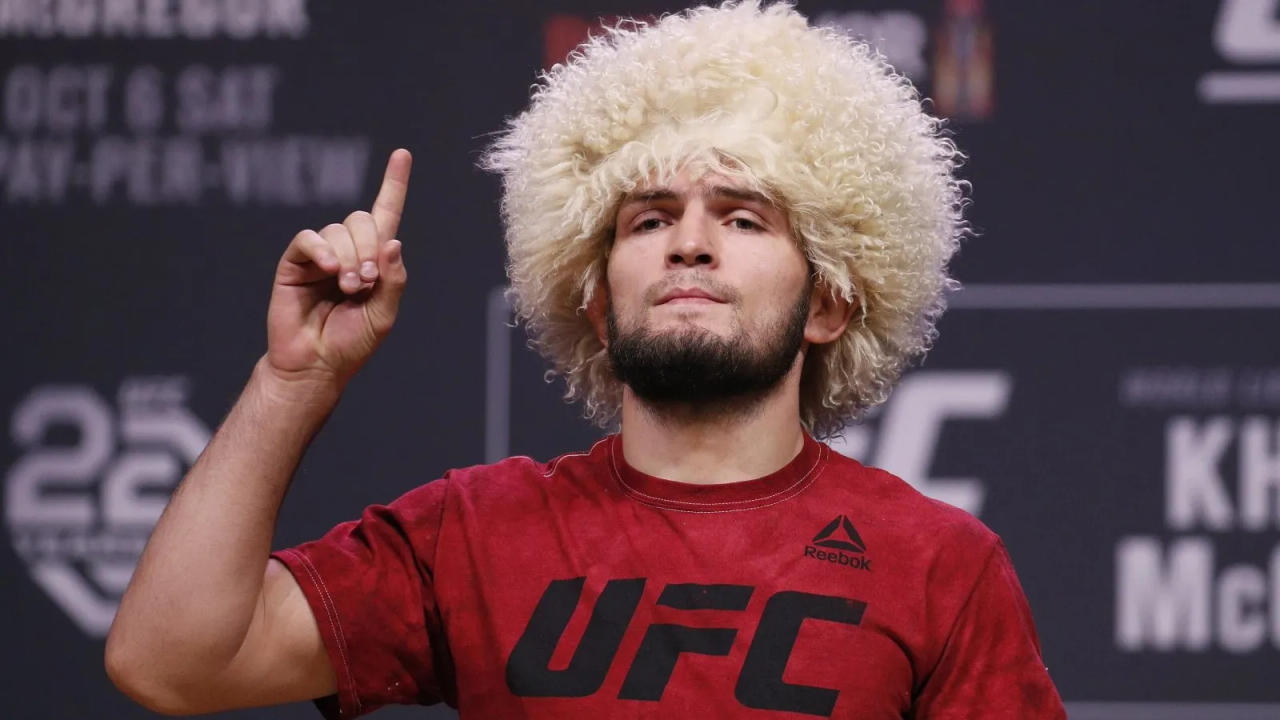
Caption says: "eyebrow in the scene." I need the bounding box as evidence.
[621,185,776,209]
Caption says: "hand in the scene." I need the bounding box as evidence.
[263,149,412,389]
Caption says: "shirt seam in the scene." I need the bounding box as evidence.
[542,437,611,478]
[912,536,1002,699]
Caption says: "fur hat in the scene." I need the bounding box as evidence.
[482,1,967,437]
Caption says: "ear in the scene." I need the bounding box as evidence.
[804,279,858,346]
[584,276,610,348]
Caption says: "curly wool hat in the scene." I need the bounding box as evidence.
[482,1,967,437]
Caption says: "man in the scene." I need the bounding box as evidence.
[106,3,1066,718]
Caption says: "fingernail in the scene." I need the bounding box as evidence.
[360,261,378,280]
[342,271,360,290]
[389,240,402,262]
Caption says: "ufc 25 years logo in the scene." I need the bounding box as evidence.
[5,377,209,635]
[506,578,866,717]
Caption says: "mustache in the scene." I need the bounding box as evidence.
[642,273,741,305]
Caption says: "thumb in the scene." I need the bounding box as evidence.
[366,239,406,336]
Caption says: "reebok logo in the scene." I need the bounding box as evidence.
[804,515,871,571]
[813,515,866,552]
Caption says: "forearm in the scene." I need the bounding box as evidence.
[103,150,410,714]
[106,357,341,688]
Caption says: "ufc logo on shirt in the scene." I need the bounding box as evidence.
[505,577,867,717]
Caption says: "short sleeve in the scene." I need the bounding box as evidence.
[912,540,1066,719]
[271,476,453,719]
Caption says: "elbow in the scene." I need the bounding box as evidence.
[104,630,197,716]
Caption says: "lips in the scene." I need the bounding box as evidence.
[657,287,725,304]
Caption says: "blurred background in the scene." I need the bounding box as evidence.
[3,1,1278,717]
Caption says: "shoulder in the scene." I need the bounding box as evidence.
[367,441,608,534]
[820,447,998,551]
[433,438,612,498]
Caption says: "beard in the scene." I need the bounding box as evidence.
[605,289,810,412]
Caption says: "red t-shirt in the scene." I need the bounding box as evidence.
[272,434,1065,719]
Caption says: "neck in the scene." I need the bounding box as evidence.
[618,364,807,485]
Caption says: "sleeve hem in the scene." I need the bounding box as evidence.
[271,547,364,719]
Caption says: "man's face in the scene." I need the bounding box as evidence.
[601,168,814,406]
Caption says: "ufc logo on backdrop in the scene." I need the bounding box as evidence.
[505,577,867,717]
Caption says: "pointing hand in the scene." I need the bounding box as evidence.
[264,148,412,389]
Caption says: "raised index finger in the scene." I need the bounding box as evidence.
[371,148,412,242]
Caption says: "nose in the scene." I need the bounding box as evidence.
[665,211,717,268]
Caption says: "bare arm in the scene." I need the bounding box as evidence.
[105,150,413,715]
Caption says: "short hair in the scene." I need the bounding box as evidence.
[481,1,967,438]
